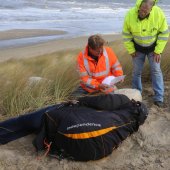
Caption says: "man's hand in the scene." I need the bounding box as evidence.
[119,79,124,83]
[98,84,110,91]
[130,52,136,58]
[99,84,117,93]
[153,52,161,63]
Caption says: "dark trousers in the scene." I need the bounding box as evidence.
[71,86,89,98]
[0,105,56,144]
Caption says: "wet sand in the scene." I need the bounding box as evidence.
[0,29,67,41]
[0,29,121,62]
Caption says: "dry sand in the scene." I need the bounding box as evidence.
[0,82,169,170]
[0,30,170,170]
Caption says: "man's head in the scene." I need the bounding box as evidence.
[88,34,105,57]
[138,0,155,19]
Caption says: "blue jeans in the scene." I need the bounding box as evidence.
[132,52,164,102]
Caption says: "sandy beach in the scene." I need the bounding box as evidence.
[0,29,67,41]
[0,29,121,62]
[0,29,170,170]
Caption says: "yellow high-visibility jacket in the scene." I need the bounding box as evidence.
[122,0,169,55]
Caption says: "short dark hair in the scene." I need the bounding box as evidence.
[141,0,155,6]
[88,34,105,50]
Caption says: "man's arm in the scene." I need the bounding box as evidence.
[122,13,136,55]
[77,53,100,90]
[107,48,123,76]
[154,10,169,55]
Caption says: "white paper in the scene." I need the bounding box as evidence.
[102,75,126,86]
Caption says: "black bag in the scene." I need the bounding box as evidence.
[33,94,148,161]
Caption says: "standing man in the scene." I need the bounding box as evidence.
[75,34,123,96]
[122,0,169,107]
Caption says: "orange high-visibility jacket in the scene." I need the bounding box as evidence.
[77,46,123,92]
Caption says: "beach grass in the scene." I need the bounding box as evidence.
[0,38,170,118]
[0,51,79,118]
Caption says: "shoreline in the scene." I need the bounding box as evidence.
[0,29,69,51]
[0,29,121,62]
[0,29,67,41]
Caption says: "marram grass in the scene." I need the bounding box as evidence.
[0,53,79,118]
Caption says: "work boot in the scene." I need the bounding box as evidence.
[154,101,163,108]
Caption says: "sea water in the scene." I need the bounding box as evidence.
[0,0,170,48]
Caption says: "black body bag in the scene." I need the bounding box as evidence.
[33,94,148,161]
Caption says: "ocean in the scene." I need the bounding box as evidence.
[0,0,170,48]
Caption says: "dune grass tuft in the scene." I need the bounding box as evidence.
[0,52,79,118]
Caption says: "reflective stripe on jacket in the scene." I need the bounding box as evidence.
[122,0,169,54]
[77,46,123,92]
